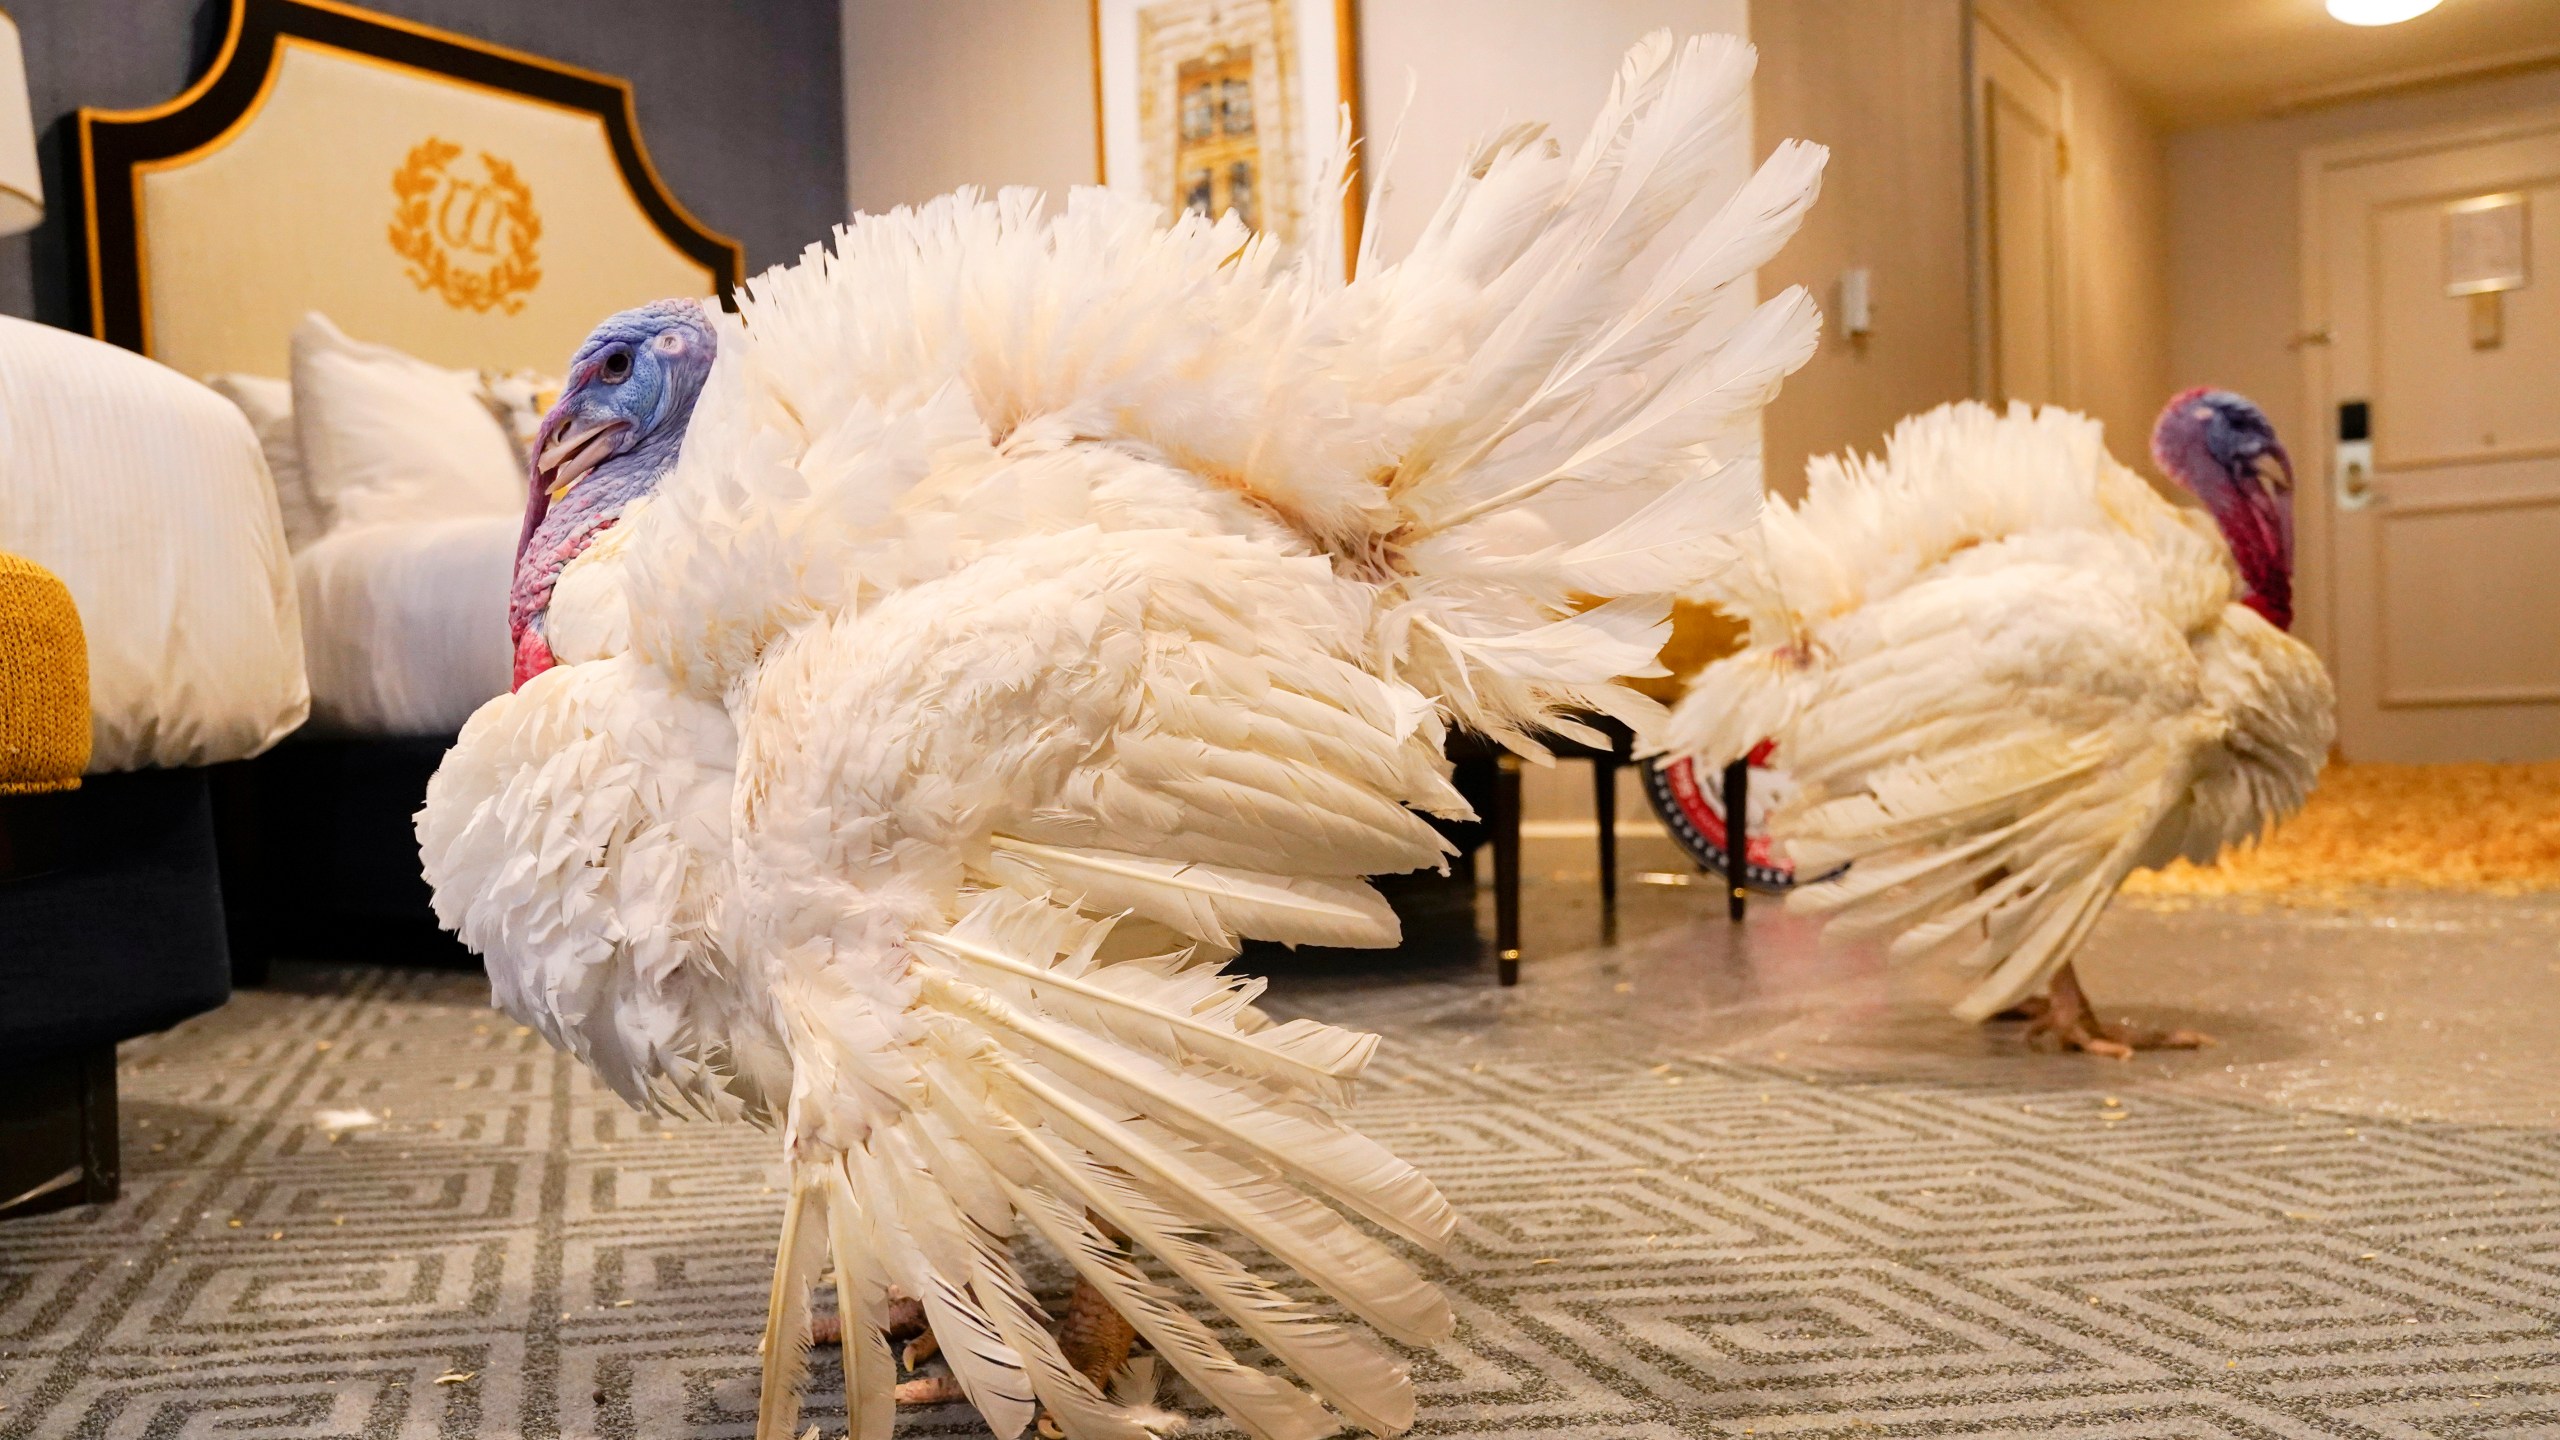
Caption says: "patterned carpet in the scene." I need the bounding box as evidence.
[6,956,2560,1440]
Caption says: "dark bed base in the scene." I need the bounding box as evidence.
[1,769,235,1217]
[228,724,1635,987]
[0,1047,117,1216]
[241,735,475,968]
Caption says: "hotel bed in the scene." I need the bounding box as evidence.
[0,308,307,1213]
[294,515,518,736]
[78,0,741,959]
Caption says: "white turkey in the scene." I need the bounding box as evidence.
[1661,393,2335,1057]
[418,32,1827,1440]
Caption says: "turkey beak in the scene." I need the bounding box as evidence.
[537,416,629,502]
[2251,446,2293,495]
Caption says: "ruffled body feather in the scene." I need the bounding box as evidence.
[421,31,1826,1440]
[1663,401,2335,1021]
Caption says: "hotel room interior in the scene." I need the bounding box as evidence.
[3,0,2558,1435]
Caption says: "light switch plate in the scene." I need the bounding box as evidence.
[2335,439,2376,511]
[1837,267,1873,337]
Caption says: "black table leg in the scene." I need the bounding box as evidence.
[1494,754,1523,985]
[0,1046,118,1217]
[1591,754,1619,945]
[1722,757,1750,923]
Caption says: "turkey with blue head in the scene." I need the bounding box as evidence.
[509,297,717,690]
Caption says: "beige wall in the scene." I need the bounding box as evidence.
[1751,0,1973,501]
[841,0,1100,214]
[840,0,1750,235]
[1973,0,2173,469]
[1750,0,2169,494]
[1353,1,1749,259]
[2169,66,2560,473]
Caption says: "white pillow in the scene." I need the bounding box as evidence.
[289,313,524,533]
[479,367,562,471]
[205,372,327,551]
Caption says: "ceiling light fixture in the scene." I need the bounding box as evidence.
[2326,0,2444,25]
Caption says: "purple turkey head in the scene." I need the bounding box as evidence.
[2150,387,2294,631]
[509,298,718,689]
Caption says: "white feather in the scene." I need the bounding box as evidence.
[821,1160,897,1440]
[985,837,1403,950]
[1007,1119,1418,1438]
[920,971,1455,1262]
[417,28,1829,1440]
[999,1172,1338,1440]
[755,1170,830,1440]
[1660,401,2337,1020]
[917,894,1377,1105]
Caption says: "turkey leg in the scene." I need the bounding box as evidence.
[1034,1275,1144,1438]
[1036,1212,1145,1436]
[802,1293,967,1405]
[813,1273,1133,1414]
[1060,1273,1141,1386]
[2022,962,2212,1058]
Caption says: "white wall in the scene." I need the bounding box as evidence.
[1972,0,2173,472]
[1750,0,1972,504]
[2170,66,2560,472]
[841,0,1751,247]
[1371,2,1754,827]
[841,0,1099,215]
[1355,1,1750,258]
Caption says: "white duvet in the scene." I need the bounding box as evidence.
[0,316,308,770]
[296,516,514,736]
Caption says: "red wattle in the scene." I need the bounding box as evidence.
[512,629,555,691]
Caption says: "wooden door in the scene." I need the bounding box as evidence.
[2306,111,2560,762]
[1973,18,2066,407]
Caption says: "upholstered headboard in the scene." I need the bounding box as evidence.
[77,0,742,379]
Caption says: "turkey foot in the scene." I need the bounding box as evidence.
[2024,963,2212,1058]
[879,1295,961,1408]
[894,1373,968,1406]
[808,1291,924,1350]
[1035,1276,1143,1439]
[811,1289,941,1406]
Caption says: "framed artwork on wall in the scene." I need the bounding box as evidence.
[1090,0,1362,272]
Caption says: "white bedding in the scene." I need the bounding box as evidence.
[296,516,515,737]
[0,316,309,770]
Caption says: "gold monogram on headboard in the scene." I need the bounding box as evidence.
[388,137,543,314]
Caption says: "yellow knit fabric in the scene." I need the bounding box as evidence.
[0,552,91,795]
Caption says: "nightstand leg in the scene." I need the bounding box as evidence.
[1722,757,1749,923]
[1494,754,1522,985]
[1591,755,1619,944]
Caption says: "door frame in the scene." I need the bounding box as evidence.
[2296,101,2560,692]
[1966,0,2074,406]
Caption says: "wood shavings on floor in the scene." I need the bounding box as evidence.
[2124,760,2560,900]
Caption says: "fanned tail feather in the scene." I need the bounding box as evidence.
[797,894,1451,1438]
[1346,32,1827,748]
[1009,1123,1419,1438]
[1000,1174,1339,1440]
[985,837,1402,950]
[821,1161,897,1440]
[755,1167,832,1440]
[919,893,1379,1105]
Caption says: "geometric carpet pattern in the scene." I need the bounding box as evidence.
[6,962,2560,1439]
